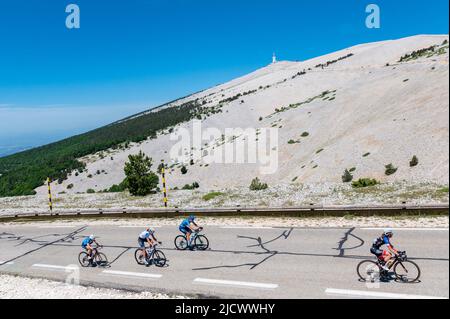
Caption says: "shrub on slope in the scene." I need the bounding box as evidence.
[124,151,159,197]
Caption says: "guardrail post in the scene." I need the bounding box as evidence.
[160,160,168,208]
[47,177,53,212]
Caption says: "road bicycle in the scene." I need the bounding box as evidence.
[78,246,108,267]
[174,228,209,251]
[135,243,167,267]
[357,251,421,283]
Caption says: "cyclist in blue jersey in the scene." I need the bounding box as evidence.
[138,228,161,265]
[81,235,101,264]
[370,228,399,271]
[179,215,202,249]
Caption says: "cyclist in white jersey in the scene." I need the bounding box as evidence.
[138,228,160,265]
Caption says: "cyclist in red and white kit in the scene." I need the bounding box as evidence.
[370,228,399,271]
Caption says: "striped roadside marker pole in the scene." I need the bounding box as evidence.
[161,161,168,208]
[47,177,53,212]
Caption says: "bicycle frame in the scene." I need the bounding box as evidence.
[90,245,103,257]
[143,244,159,260]
[379,251,407,271]
[191,228,205,240]
[146,246,155,255]
[190,232,199,242]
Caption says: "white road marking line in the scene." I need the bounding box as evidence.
[102,270,162,279]
[220,226,273,230]
[0,261,14,266]
[37,226,77,229]
[118,226,162,228]
[325,288,447,299]
[193,278,278,289]
[32,264,78,271]
[361,228,449,231]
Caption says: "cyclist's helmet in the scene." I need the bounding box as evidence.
[89,234,95,240]
[383,228,394,237]
[188,215,196,222]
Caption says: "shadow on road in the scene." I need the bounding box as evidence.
[0,226,87,265]
[1,227,447,270]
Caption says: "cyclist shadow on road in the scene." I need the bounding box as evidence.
[0,227,87,265]
[333,227,365,257]
[358,273,422,285]
[105,246,170,269]
[0,231,85,247]
[105,247,132,267]
[192,228,294,271]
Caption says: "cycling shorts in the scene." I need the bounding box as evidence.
[371,247,390,259]
[370,247,383,256]
[138,237,146,248]
[179,226,192,234]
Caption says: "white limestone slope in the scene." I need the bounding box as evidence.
[36,35,449,195]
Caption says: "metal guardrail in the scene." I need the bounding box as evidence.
[0,203,448,221]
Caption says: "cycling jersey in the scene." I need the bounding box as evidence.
[139,230,154,240]
[179,218,191,229]
[81,237,93,248]
[372,235,393,250]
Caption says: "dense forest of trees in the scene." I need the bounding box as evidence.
[0,99,206,197]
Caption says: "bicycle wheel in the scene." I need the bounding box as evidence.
[95,252,108,267]
[195,235,209,251]
[78,252,90,267]
[135,248,145,265]
[153,250,167,267]
[394,260,421,283]
[174,235,188,250]
[356,260,380,282]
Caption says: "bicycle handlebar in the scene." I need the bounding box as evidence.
[397,251,407,261]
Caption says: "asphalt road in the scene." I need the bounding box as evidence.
[0,224,448,299]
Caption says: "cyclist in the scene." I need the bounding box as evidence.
[370,228,399,271]
[179,215,202,250]
[81,234,101,265]
[138,228,160,265]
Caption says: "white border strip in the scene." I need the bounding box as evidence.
[194,278,278,289]
[361,228,449,231]
[220,226,273,230]
[325,288,447,299]
[0,261,14,266]
[102,270,162,279]
[37,226,77,229]
[118,226,162,228]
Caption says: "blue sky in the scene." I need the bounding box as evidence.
[0,0,448,156]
